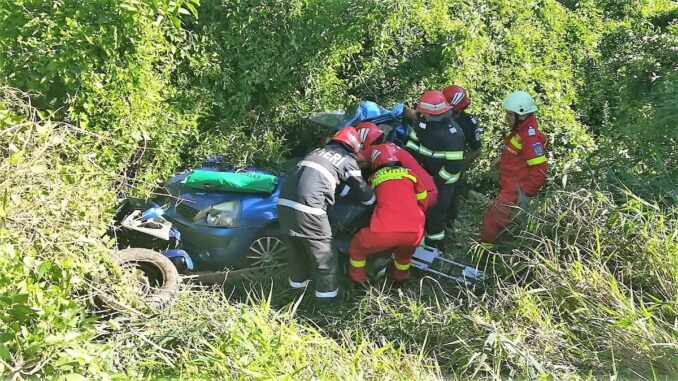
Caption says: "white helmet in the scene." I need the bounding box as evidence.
[501,91,538,115]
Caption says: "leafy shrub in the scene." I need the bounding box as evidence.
[178,0,599,177]
[0,89,127,378]
[0,0,201,192]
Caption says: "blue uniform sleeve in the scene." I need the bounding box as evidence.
[466,114,482,151]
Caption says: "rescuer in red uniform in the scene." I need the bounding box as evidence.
[480,91,548,248]
[347,144,427,284]
[354,122,438,211]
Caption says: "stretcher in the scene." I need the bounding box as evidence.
[410,245,485,286]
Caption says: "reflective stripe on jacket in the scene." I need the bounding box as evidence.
[405,114,466,185]
[278,142,373,238]
[363,143,437,210]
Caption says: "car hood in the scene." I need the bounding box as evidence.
[164,167,284,227]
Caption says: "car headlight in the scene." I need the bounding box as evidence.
[194,201,241,228]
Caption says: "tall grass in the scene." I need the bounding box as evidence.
[104,286,442,380]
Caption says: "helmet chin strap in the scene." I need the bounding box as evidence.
[510,113,527,131]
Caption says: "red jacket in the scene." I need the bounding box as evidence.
[499,115,547,196]
[369,167,426,233]
[364,143,437,210]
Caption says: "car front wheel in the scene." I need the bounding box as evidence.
[246,227,287,267]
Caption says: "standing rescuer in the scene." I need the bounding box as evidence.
[347,144,427,285]
[443,85,482,169]
[405,91,466,251]
[480,91,548,248]
[355,122,438,212]
[277,127,375,303]
[442,85,483,228]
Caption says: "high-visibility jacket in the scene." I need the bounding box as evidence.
[405,115,466,186]
[368,167,426,233]
[499,114,547,196]
[363,143,437,211]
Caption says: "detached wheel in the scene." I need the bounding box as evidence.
[246,227,287,267]
[112,248,180,310]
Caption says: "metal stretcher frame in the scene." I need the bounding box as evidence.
[410,246,485,286]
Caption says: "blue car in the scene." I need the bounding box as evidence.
[159,102,408,272]
[160,166,286,271]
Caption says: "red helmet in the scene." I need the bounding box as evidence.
[330,127,362,154]
[369,143,400,170]
[416,91,450,115]
[442,85,470,111]
[355,122,384,151]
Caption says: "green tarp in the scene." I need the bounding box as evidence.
[181,170,278,193]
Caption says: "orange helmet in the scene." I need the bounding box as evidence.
[416,91,450,115]
[355,122,385,151]
[370,143,400,170]
[330,127,362,154]
[442,85,470,111]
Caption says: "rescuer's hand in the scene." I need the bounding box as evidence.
[490,156,500,169]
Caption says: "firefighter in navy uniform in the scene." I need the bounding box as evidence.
[405,91,466,251]
[442,85,482,227]
[443,85,482,170]
[277,127,375,304]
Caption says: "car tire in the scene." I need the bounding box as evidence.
[246,226,288,268]
[112,248,180,310]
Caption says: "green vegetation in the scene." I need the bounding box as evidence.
[0,0,676,379]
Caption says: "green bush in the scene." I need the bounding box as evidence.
[0,0,201,192]
[0,89,125,378]
[178,0,599,177]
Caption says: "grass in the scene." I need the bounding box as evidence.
[103,285,442,380]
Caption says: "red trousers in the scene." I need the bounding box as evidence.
[480,188,519,244]
[348,228,424,283]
